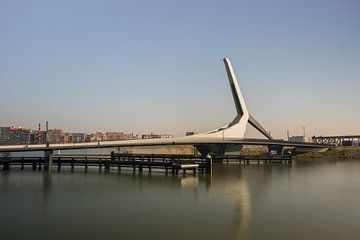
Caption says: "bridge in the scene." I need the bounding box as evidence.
[312,135,360,146]
[0,58,330,171]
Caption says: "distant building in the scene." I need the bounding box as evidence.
[9,127,31,145]
[124,133,138,140]
[72,133,85,143]
[85,134,93,142]
[96,132,106,141]
[62,133,73,144]
[289,135,312,143]
[1,125,140,144]
[84,132,105,142]
[84,132,137,142]
[30,130,47,144]
[0,127,31,145]
[0,127,10,144]
[105,132,124,141]
[142,133,173,139]
[47,129,63,144]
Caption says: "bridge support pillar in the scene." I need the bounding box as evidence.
[2,153,10,170]
[3,162,10,170]
[105,159,110,172]
[44,150,53,171]
[205,154,213,174]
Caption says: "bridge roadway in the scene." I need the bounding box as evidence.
[0,137,330,152]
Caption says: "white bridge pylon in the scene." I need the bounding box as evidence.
[194,58,273,140]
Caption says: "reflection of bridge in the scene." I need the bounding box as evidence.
[312,135,360,146]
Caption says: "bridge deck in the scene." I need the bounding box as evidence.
[0,137,330,152]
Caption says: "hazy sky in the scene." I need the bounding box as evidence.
[1,0,359,139]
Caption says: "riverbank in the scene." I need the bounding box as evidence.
[294,147,360,160]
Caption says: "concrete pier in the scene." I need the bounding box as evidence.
[44,150,53,171]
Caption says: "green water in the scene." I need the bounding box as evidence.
[1,159,360,240]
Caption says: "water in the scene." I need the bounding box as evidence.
[1,159,360,240]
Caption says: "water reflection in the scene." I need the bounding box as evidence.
[1,158,360,240]
[42,171,52,204]
[0,164,284,240]
[231,178,251,240]
[43,167,253,240]
[180,176,199,187]
[0,170,10,193]
[206,166,252,240]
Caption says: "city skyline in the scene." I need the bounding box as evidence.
[1,0,359,139]
[0,125,172,145]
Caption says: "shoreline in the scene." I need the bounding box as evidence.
[294,147,360,160]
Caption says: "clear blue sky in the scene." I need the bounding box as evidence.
[1,0,359,138]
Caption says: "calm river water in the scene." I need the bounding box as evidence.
[1,158,360,240]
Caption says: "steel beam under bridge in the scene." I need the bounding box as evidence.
[312,135,360,146]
